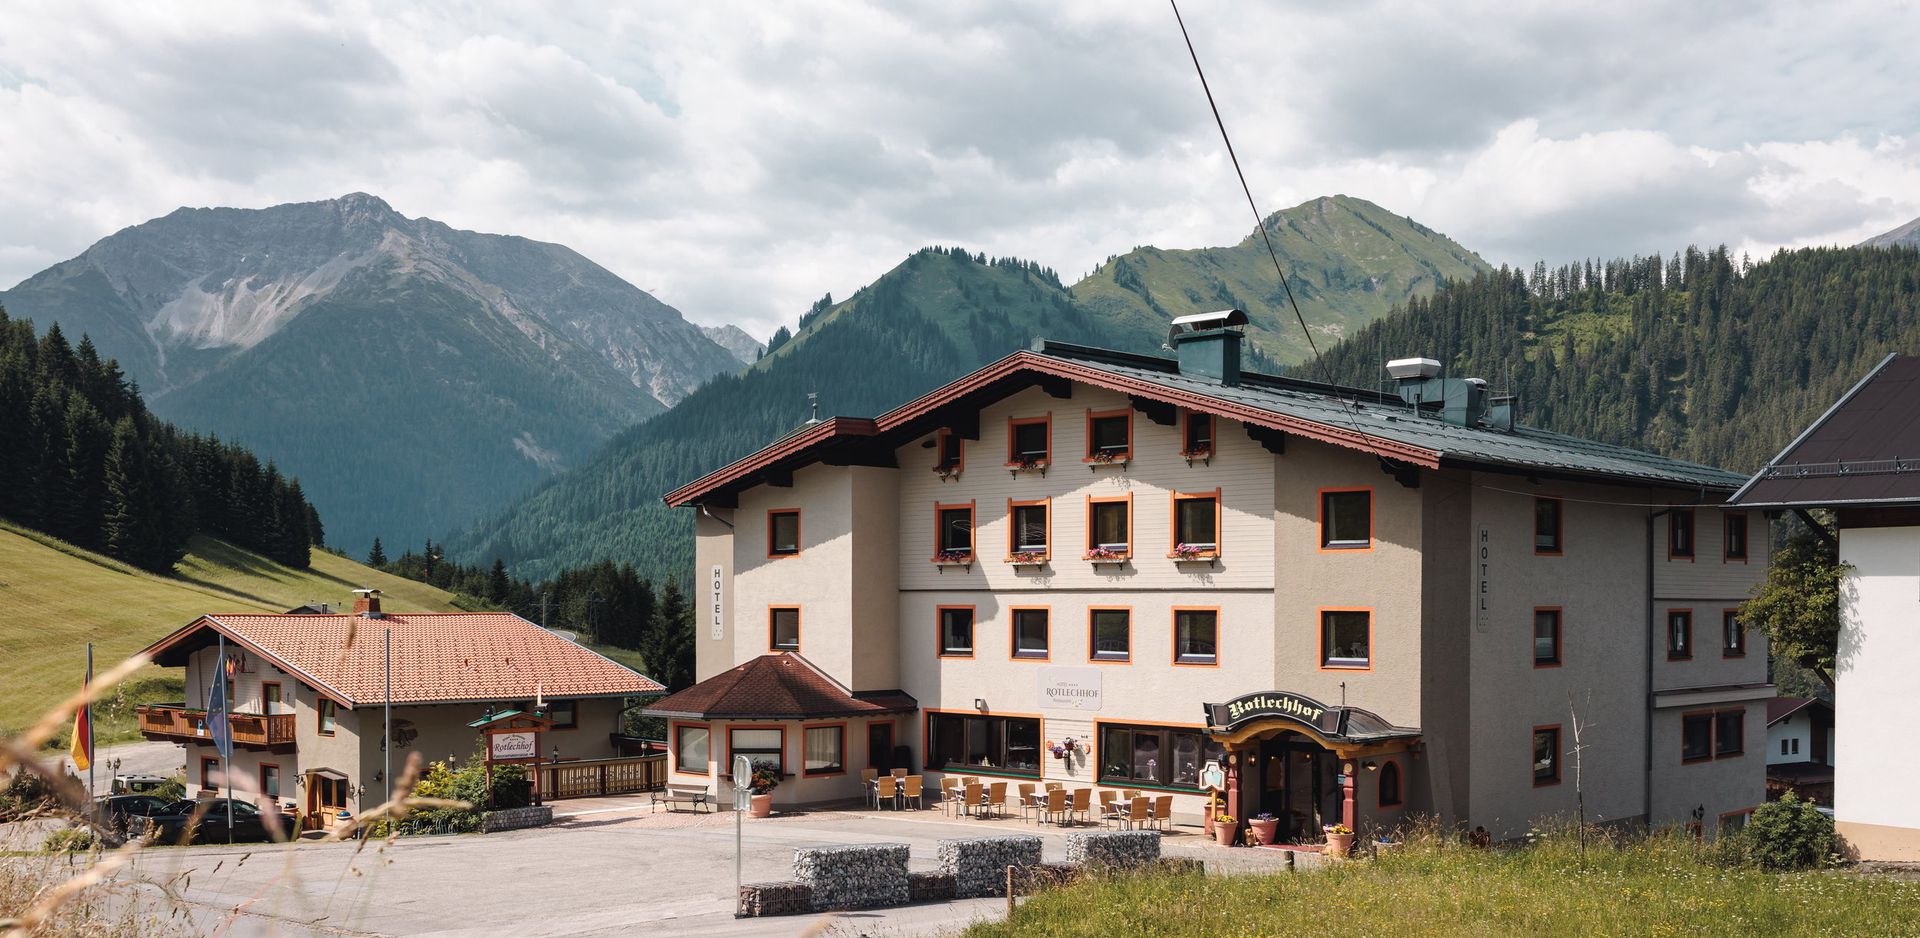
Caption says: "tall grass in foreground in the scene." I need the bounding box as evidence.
[968,824,1920,938]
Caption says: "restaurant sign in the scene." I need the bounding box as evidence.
[490,731,537,760]
[1205,691,1337,734]
[1036,666,1103,711]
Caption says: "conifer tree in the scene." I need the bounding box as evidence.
[102,416,166,571]
[640,577,694,691]
[367,537,388,566]
[488,557,510,604]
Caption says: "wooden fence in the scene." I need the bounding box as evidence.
[540,753,668,799]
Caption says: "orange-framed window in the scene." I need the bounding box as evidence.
[1533,607,1562,667]
[935,501,975,557]
[727,725,786,776]
[1319,608,1371,670]
[1318,487,1372,551]
[1667,609,1693,660]
[1094,721,1226,790]
[802,723,846,776]
[1532,725,1561,786]
[1722,609,1746,657]
[1534,496,1563,555]
[769,606,801,652]
[768,509,801,558]
[1172,608,1218,666]
[1087,494,1132,558]
[1181,411,1214,458]
[1378,759,1404,808]
[1011,607,1050,660]
[938,606,976,658]
[317,698,337,736]
[1008,415,1051,467]
[1085,408,1132,462]
[1669,508,1695,559]
[1170,489,1221,557]
[672,721,711,776]
[1009,498,1050,559]
[1723,511,1749,562]
[1089,607,1131,662]
[259,762,281,800]
[934,429,964,474]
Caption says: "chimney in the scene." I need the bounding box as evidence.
[1487,394,1517,432]
[352,588,383,618]
[1167,309,1249,386]
[1387,357,1490,428]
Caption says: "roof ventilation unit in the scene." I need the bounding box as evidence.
[1167,309,1249,387]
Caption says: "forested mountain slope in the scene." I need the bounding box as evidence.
[1312,245,1920,472]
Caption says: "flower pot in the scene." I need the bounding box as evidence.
[1248,817,1280,846]
[749,793,773,818]
[1213,821,1238,846]
[1202,802,1215,837]
[1323,832,1354,859]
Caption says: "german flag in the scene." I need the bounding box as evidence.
[70,659,93,773]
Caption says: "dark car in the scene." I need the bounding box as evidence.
[93,794,172,835]
[135,798,281,845]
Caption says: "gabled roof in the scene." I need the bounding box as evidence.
[1766,696,1832,725]
[1730,353,1920,508]
[664,341,1747,507]
[139,612,664,709]
[641,653,917,720]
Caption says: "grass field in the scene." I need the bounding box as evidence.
[0,522,462,743]
[969,832,1920,937]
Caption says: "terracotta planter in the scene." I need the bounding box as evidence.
[1323,832,1354,859]
[1202,802,1215,837]
[1213,821,1238,846]
[749,793,773,818]
[1248,817,1280,846]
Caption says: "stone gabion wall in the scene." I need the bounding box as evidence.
[1064,830,1161,870]
[936,835,1044,898]
[793,843,910,911]
[479,805,552,833]
[907,870,957,902]
[739,881,812,917]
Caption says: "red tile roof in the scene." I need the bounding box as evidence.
[140,612,663,708]
[642,653,916,720]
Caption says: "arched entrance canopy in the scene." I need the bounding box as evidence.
[1203,691,1420,756]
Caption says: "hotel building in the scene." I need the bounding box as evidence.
[648,312,1770,841]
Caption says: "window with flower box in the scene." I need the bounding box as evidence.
[1171,491,1219,558]
[935,502,974,560]
[1086,409,1131,463]
[1087,496,1131,560]
[1009,499,1048,560]
[1008,417,1050,469]
[1182,411,1214,459]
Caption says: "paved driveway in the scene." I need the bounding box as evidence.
[107,801,1307,936]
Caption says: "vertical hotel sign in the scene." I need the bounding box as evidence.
[710,564,725,640]
[1475,525,1491,633]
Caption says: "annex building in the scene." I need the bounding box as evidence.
[653,311,1770,842]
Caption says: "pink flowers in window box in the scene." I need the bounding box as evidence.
[1083,546,1129,562]
[1171,543,1218,560]
[931,550,973,565]
[1006,551,1047,566]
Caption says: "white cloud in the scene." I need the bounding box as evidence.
[1,0,1917,341]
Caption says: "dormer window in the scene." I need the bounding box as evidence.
[934,429,963,475]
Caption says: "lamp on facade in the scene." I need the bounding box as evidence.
[973,698,987,711]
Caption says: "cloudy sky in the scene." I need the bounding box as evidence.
[3,1,1917,339]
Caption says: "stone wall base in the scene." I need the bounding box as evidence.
[480,806,553,833]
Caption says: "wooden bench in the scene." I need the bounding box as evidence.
[651,786,712,813]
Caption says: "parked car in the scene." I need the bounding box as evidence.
[134,798,280,845]
[109,774,172,796]
[92,794,172,835]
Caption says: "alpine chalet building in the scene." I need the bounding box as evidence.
[652,311,1769,841]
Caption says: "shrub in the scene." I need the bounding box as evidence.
[389,751,522,835]
[42,828,96,854]
[1725,794,1836,871]
[0,768,59,821]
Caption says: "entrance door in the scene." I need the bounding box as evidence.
[1253,733,1335,843]
[868,722,894,771]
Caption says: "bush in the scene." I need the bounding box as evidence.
[0,768,59,821]
[388,751,525,835]
[1724,794,1836,871]
[42,828,95,854]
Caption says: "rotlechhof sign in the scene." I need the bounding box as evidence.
[1036,666,1103,711]
[491,731,537,760]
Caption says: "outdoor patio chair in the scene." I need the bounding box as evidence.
[1097,789,1118,821]
[1068,788,1091,825]
[891,767,909,778]
[1041,788,1068,825]
[1016,783,1040,823]
[1122,789,1141,801]
[900,776,924,810]
[860,768,879,783]
[962,783,985,818]
[937,777,962,815]
[986,781,1009,819]
[1151,795,1174,832]
[875,775,898,810]
[1121,796,1149,830]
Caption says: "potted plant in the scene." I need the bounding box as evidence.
[1005,455,1048,476]
[748,761,780,818]
[1083,546,1128,564]
[1171,542,1218,561]
[1322,823,1354,859]
[1179,445,1212,466]
[930,549,973,570]
[1212,814,1239,846]
[1248,812,1280,846]
[1006,551,1047,567]
[1084,449,1127,468]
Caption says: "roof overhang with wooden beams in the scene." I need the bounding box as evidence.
[662,348,1445,509]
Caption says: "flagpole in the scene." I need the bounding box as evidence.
[384,627,392,806]
[218,633,232,845]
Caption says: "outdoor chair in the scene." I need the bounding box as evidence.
[900,775,924,810]
[891,768,909,779]
[1122,789,1141,801]
[1041,788,1068,826]
[962,783,985,818]
[860,768,879,784]
[937,777,962,815]
[1016,783,1040,823]
[1150,795,1174,832]
[1068,788,1091,825]
[1121,796,1149,830]
[1097,790,1119,821]
[986,781,1009,819]
[875,775,898,810]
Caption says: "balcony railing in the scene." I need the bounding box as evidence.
[136,704,296,747]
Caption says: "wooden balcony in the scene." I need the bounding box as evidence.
[136,704,296,749]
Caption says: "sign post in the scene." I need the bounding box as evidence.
[732,754,751,917]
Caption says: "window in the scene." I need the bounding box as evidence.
[935,429,963,473]
[1682,713,1714,762]
[1009,417,1050,466]
[1722,610,1745,657]
[1173,609,1218,665]
[729,727,785,775]
[1535,497,1563,554]
[1667,610,1693,660]
[262,682,283,714]
[1533,608,1562,667]
[1172,491,1220,555]
[674,723,710,774]
[1086,409,1131,460]
[1724,512,1748,561]
[1781,738,1790,756]
[317,698,337,736]
[1320,609,1371,670]
[936,503,974,556]
[803,725,844,776]
[260,763,281,800]
[1715,711,1744,757]
[927,712,1041,775]
[1789,738,1800,756]
[1010,500,1049,556]
[1090,608,1131,662]
[1097,722,1225,789]
[1319,489,1372,550]
[1378,760,1404,807]
[939,606,975,657]
[768,509,801,557]
[1088,497,1131,556]
[546,699,577,729]
[1533,726,1561,786]
[769,606,800,651]
[1669,509,1695,559]
[1182,411,1214,457]
[1011,608,1050,659]
[314,776,348,810]
[201,757,219,791]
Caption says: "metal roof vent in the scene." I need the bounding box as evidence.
[1389,357,1490,428]
[1167,309,1248,386]
[1386,357,1442,381]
